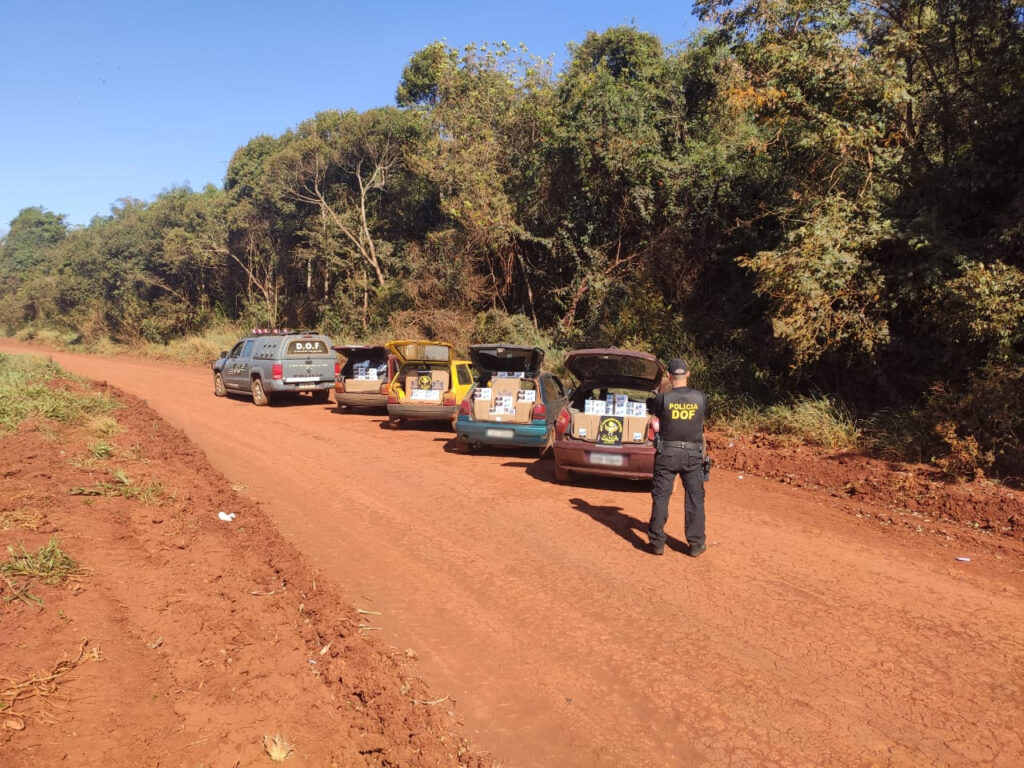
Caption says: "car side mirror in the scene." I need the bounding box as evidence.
[219,351,228,359]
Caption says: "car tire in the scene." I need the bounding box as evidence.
[213,373,226,398]
[455,438,473,454]
[311,389,330,404]
[388,417,406,430]
[252,378,270,406]
[554,464,570,483]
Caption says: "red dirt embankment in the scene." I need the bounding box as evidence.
[1,380,489,767]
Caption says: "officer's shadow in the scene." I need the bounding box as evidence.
[569,498,688,554]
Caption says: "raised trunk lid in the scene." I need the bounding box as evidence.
[469,344,545,376]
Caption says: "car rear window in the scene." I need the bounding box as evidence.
[286,339,329,355]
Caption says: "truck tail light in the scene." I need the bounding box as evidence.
[648,416,660,442]
[555,408,570,437]
[272,363,283,380]
[379,381,390,395]
[531,402,547,421]
[459,398,472,415]
[442,390,456,407]
[334,362,340,378]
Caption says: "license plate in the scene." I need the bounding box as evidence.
[588,452,624,467]
[486,428,515,439]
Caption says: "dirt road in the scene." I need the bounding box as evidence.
[4,339,1023,767]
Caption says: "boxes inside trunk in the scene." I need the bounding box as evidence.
[472,377,538,424]
[569,408,650,444]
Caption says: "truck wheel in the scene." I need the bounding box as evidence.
[311,389,330,404]
[554,464,570,483]
[213,373,226,398]
[252,378,271,406]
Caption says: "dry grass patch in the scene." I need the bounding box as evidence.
[263,733,294,762]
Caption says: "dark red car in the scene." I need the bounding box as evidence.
[552,349,666,482]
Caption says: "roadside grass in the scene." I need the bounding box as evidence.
[12,323,243,367]
[69,469,164,502]
[1,538,81,585]
[0,354,119,433]
[715,394,861,452]
[1,538,83,608]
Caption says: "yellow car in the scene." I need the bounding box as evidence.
[384,340,474,429]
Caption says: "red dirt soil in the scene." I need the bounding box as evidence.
[2,338,1024,767]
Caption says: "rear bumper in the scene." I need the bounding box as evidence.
[553,438,654,480]
[265,379,334,394]
[335,392,387,408]
[387,403,458,421]
[456,417,549,447]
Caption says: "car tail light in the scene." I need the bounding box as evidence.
[379,381,390,395]
[531,402,547,420]
[387,390,399,404]
[335,380,345,393]
[555,408,570,437]
[334,362,341,378]
[442,390,456,407]
[648,416,660,442]
[272,363,283,380]
[459,398,472,415]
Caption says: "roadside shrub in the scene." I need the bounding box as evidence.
[718,394,861,450]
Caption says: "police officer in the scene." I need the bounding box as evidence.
[647,358,707,557]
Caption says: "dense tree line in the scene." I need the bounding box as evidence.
[2,1,1022,476]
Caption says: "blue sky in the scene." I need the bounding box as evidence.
[0,1,700,233]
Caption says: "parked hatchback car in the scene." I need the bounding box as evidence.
[551,349,665,482]
[454,344,568,456]
[332,344,398,410]
[385,340,474,429]
[212,330,338,406]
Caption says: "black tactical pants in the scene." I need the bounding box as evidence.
[649,445,705,548]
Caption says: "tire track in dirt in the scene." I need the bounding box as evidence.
[3,339,1023,767]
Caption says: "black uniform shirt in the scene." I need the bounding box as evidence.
[650,386,706,443]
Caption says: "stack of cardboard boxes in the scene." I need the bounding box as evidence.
[405,369,449,403]
[571,395,650,443]
[472,375,537,424]
[345,360,381,393]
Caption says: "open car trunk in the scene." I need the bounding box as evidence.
[561,349,664,445]
[334,345,391,394]
[467,344,544,424]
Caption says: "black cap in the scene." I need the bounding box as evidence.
[667,358,689,376]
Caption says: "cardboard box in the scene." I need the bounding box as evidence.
[490,378,522,400]
[624,415,651,443]
[344,378,380,394]
[514,400,535,424]
[473,398,492,420]
[486,409,517,423]
[571,411,601,440]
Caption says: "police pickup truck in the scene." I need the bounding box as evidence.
[212,330,337,406]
